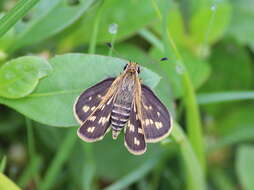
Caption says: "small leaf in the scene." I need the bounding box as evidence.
[227,0,254,49]
[0,54,160,127]
[0,173,21,190]
[200,42,253,92]
[0,56,52,99]
[190,0,232,45]
[236,145,254,190]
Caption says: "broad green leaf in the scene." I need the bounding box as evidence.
[13,0,95,49]
[227,0,254,49]
[0,56,52,99]
[236,145,254,190]
[190,0,232,46]
[210,105,254,151]
[60,0,160,47]
[0,54,160,127]
[150,47,210,97]
[0,173,21,190]
[200,42,253,92]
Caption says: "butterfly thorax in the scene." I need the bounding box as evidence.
[111,74,135,139]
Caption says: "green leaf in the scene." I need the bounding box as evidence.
[236,145,254,190]
[0,173,22,190]
[13,0,95,49]
[200,42,253,92]
[209,105,254,151]
[227,0,254,49]
[0,54,160,127]
[190,0,232,45]
[0,56,52,99]
[60,0,160,47]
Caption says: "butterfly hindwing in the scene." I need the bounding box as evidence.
[74,78,115,124]
[140,85,172,142]
[77,97,114,142]
[124,105,146,155]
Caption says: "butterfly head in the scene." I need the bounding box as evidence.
[123,62,140,74]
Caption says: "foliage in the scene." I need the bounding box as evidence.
[0,0,253,189]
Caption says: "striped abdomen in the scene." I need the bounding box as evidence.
[111,103,131,138]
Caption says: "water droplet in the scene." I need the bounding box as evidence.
[175,61,185,74]
[211,4,216,11]
[108,23,118,35]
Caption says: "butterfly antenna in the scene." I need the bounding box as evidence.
[106,42,130,61]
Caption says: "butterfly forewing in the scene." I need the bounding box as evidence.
[74,78,115,124]
[124,105,146,155]
[77,96,114,142]
[140,85,172,142]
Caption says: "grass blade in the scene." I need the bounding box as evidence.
[38,128,77,190]
[104,155,160,190]
[197,91,254,105]
[171,123,206,190]
[0,0,39,38]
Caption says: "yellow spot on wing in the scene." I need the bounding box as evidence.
[149,105,152,110]
[98,117,107,125]
[89,116,96,121]
[155,121,163,129]
[83,105,90,112]
[145,119,150,126]
[129,124,135,132]
[91,106,96,111]
[157,112,160,117]
[134,137,140,145]
[138,128,143,134]
[87,126,95,133]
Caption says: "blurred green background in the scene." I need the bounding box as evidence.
[0,0,254,189]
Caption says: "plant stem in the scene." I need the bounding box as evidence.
[160,0,205,170]
[25,118,35,159]
[108,34,116,56]
[171,123,206,190]
[0,0,39,38]
[88,1,104,54]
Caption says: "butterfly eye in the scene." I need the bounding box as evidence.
[137,66,140,74]
[123,64,128,70]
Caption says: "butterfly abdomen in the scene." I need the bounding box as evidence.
[111,103,131,131]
